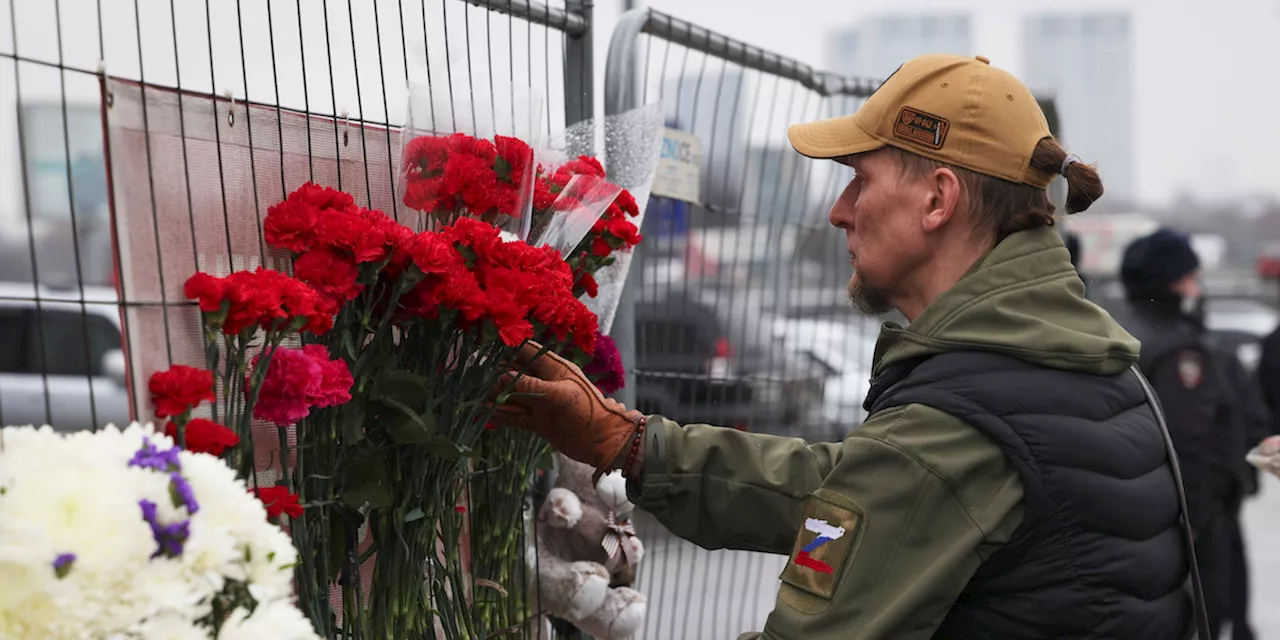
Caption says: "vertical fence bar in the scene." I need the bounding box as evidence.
[3,0,888,637]
[563,0,592,126]
[603,8,880,638]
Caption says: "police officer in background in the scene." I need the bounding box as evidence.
[1113,228,1244,638]
[1063,231,1091,295]
[494,54,1203,639]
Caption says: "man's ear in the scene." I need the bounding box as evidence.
[921,167,962,232]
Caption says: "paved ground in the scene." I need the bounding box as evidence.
[626,479,1280,640]
[1241,480,1280,638]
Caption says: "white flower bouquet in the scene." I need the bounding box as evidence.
[0,422,320,640]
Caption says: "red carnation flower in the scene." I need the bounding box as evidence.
[445,133,498,162]
[165,418,239,456]
[254,486,304,519]
[444,154,501,213]
[495,135,533,184]
[614,189,640,217]
[184,273,227,313]
[404,135,452,174]
[403,176,455,213]
[291,182,357,212]
[186,269,334,336]
[314,209,391,264]
[293,248,362,305]
[591,235,613,258]
[532,178,557,211]
[264,182,356,253]
[561,155,605,178]
[578,272,599,298]
[264,199,320,253]
[441,217,504,259]
[149,365,216,419]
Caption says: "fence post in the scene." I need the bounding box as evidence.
[564,0,594,126]
[604,8,649,410]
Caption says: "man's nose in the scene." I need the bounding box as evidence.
[829,202,851,230]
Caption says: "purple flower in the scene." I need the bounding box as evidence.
[584,331,626,396]
[52,553,75,579]
[129,437,182,473]
[169,473,200,515]
[139,499,191,559]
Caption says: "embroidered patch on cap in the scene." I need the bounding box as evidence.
[893,106,950,150]
[780,494,863,599]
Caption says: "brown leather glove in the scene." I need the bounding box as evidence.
[490,342,643,480]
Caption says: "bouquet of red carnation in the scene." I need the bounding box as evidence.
[397,80,545,239]
[531,102,665,336]
[459,104,662,635]
[241,179,598,638]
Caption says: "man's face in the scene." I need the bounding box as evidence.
[1170,270,1202,302]
[828,150,929,315]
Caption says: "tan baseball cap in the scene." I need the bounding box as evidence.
[788,54,1056,189]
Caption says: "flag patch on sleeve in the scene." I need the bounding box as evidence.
[780,493,863,599]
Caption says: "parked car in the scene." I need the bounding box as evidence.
[633,286,826,437]
[1204,297,1280,373]
[0,282,131,431]
[774,317,879,438]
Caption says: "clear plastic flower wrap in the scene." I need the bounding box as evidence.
[528,102,664,335]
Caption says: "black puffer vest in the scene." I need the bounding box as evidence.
[865,351,1192,640]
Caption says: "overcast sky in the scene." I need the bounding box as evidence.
[2,0,1277,224]
[595,0,1280,207]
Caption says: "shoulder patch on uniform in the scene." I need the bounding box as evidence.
[780,494,863,599]
[1177,350,1204,389]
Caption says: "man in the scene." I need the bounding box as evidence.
[1214,345,1271,640]
[1256,321,1280,436]
[1063,230,1092,296]
[496,54,1195,639]
[1111,228,1247,639]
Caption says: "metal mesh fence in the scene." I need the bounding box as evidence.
[3,0,885,637]
[2,0,585,635]
[0,0,587,426]
[603,9,882,638]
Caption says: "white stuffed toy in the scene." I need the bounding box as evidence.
[530,452,646,639]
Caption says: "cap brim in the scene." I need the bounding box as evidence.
[787,114,886,159]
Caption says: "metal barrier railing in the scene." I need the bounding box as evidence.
[2,3,585,637]
[0,0,588,432]
[604,8,881,639]
[4,1,886,637]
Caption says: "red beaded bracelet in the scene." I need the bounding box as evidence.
[622,415,647,478]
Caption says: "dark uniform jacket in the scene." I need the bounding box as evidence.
[1109,301,1240,532]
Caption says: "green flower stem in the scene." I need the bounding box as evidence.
[236,331,284,482]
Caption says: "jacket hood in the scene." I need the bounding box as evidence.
[872,226,1141,378]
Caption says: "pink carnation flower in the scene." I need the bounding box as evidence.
[584,331,626,396]
[250,345,353,426]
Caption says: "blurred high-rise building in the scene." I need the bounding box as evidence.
[825,14,973,79]
[1023,12,1136,204]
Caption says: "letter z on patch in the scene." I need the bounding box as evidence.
[780,495,862,599]
[893,106,950,150]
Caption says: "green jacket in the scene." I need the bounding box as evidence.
[627,226,1141,639]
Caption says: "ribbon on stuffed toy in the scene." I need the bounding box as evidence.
[602,511,638,573]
